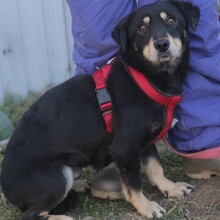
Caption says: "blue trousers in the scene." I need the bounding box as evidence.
[66,0,220,155]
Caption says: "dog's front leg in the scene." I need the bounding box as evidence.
[110,137,166,218]
[141,144,194,199]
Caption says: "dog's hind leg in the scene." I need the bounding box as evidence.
[141,144,194,199]
[21,211,75,220]
[17,164,80,220]
[72,179,90,192]
[49,190,78,215]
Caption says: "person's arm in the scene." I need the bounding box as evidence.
[66,0,136,75]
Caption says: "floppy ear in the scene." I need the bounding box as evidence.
[171,0,200,31]
[111,13,133,53]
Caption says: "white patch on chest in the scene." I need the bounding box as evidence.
[170,118,178,129]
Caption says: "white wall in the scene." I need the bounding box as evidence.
[0,0,75,102]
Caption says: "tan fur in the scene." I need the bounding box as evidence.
[72,179,89,192]
[160,12,168,20]
[143,33,182,66]
[48,216,73,220]
[39,211,73,220]
[143,38,158,64]
[142,157,194,198]
[121,182,165,218]
[143,16,150,24]
[167,34,182,60]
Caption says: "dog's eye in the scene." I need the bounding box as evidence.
[166,16,177,25]
[138,24,148,33]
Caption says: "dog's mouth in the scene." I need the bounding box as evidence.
[158,52,171,62]
[154,51,182,71]
[142,41,183,69]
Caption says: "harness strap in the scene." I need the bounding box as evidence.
[156,101,177,141]
[126,65,182,142]
[92,63,220,159]
[127,65,182,106]
[93,65,113,133]
[93,62,182,141]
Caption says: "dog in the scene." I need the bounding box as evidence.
[1,1,200,219]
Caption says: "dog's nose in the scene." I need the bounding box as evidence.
[154,39,170,52]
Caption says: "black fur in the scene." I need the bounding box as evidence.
[1,1,200,219]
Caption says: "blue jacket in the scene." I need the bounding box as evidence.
[66,0,220,155]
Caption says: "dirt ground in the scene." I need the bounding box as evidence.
[185,177,220,220]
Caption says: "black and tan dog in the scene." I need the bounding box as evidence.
[1,1,200,219]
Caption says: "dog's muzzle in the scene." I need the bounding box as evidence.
[154,39,170,53]
[154,39,172,63]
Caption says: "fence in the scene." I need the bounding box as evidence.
[0,0,74,102]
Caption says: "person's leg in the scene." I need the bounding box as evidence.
[167,0,220,153]
[66,0,136,75]
[166,0,220,179]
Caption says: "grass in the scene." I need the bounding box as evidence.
[0,93,39,128]
[71,148,193,220]
[0,148,192,220]
[0,93,195,220]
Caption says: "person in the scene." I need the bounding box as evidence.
[66,0,220,199]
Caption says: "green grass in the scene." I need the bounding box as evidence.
[0,93,39,128]
[0,146,195,220]
[70,148,193,220]
[0,93,194,220]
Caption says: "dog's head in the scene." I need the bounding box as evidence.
[112,0,200,70]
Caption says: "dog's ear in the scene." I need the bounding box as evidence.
[111,13,133,53]
[171,0,200,31]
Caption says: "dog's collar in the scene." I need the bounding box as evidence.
[125,64,182,106]
[92,61,182,142]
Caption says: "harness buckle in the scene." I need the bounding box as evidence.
[96,88,111,106]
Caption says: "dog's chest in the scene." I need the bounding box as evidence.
[150,117,164,134]
[145,107,166,135]
[142,103,177,142]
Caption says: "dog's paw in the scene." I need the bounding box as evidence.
[127,191,166,219]
[72,179,90,192]
[163,182,194,199]
[139,200,166,219]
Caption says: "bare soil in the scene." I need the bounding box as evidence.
[185,177,220,220]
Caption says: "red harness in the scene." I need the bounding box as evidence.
[92,63,182,142]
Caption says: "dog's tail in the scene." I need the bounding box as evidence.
[21,190,78,220]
